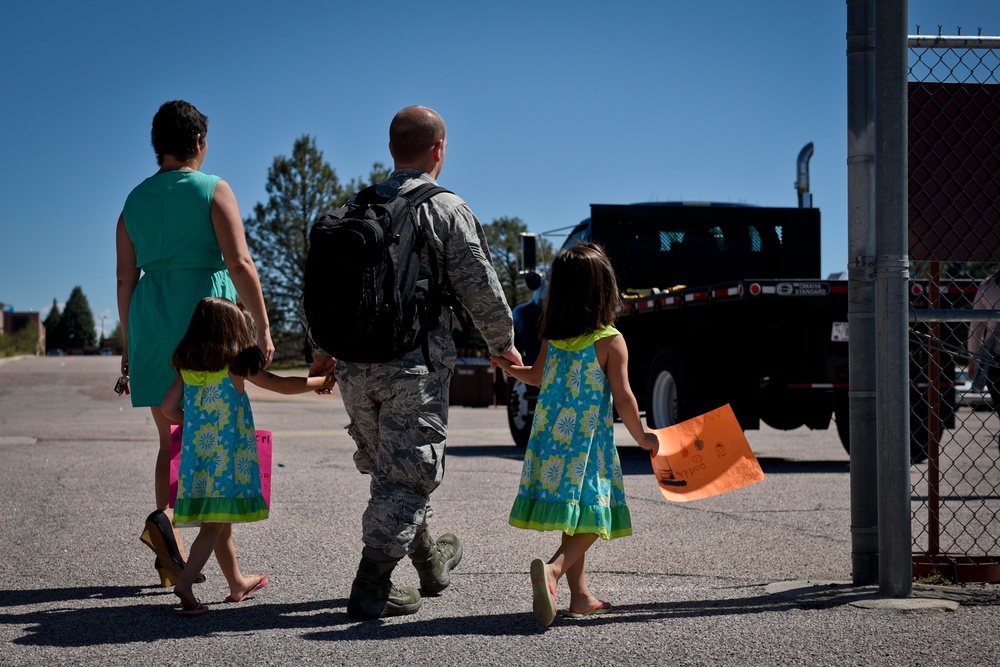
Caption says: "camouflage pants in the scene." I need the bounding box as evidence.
[336,346,454,560]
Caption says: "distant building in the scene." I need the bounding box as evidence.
[2,311,45,355]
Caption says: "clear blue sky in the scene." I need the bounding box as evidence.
[1,1,997,333]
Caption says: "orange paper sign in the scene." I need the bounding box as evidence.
[650,404,765,502]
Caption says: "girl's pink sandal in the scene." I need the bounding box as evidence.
[530,559,556,627]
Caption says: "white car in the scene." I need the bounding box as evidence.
[955,369,993,410]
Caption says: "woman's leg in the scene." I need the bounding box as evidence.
[150,407,186,559]
[213,524,267,602]
[174,523,225,609]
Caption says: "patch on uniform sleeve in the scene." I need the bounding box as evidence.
[468,243,486,261]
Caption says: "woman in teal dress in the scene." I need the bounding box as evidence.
[116,100,274,586]
[493,242,660,627]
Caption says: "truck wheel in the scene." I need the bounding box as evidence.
[759,386,807,431]
[833,402,932,464]
[646,349,683,429]
[507,377,537,448]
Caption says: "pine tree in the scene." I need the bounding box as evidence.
[60,286,97,350]
[244,135,390,360]
[42,298,63,351]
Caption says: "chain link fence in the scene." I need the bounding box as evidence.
[908,34,1000,581]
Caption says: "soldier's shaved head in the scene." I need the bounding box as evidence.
[389,106,446,166]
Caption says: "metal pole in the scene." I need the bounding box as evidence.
[846,0,879,586]
[875,0,913,597]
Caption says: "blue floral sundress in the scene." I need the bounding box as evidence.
[508,326,632,539]
[173,368,268,526]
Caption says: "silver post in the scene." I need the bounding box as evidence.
[875,0,913,597]
[846,0,878,586]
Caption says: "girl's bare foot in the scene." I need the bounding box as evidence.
[567,592,603,614]
[225,574,268,603]
[174,584,208,615]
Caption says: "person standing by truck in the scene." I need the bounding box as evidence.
[492,242,659,627]
[306,106,522,619]
[969,272,1000,417]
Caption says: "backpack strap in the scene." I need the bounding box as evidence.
[399,183,450,208]
[400,183,452,371]
[402,185,476,335]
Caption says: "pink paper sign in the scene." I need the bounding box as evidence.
[169,425,272,508]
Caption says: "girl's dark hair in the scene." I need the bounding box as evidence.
[171,297,263,377]
[540,242,621,341]
[151,100,208,166]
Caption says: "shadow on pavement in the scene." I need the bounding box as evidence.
[300,592,801,640]
[2,585,807,646]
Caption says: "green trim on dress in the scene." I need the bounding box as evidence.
[549,326,621,351]
[174,496,269,525]
[181,367,230,386]
[508,496,633,540]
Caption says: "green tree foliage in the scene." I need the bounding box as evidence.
[910,261,995,281]
[244,135,390,361]
[60,286,97,350]
[109,322,125,354]
[0,320,40,357]
[42,298,63,351]
[483,217,554,309]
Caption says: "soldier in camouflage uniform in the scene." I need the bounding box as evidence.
[307,106,522,620]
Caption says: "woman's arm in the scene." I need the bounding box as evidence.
[599,335,659,452]
[247,369,336,395]
[211,179,275,368]
[160,375,184,423]
[115,212,140,378]
[492,341,547,386]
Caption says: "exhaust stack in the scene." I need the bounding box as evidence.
[796,142,814,208]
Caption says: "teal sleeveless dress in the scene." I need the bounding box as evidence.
[509,327,632,540]
[122,171,237,407]
[173,368,268,526]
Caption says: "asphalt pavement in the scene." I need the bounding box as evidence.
[1,355,998,666]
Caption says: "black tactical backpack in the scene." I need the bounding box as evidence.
[303,182,450,366]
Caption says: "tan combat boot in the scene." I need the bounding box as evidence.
[409,531,463,595]
[347,547,422,619]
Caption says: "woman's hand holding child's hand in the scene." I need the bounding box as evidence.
[320,372,336,392]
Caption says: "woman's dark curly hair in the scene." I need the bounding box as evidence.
[151,100,208,166]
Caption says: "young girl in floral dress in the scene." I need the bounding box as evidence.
[161,297,334,615]
[493,242,659,627]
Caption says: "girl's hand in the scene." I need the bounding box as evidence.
[490,354,510,370]
[640,432,660,454]
[320,372,336,392]
[310,356,337,395]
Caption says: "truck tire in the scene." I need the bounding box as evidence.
[759,386,807,431]
[646,349,684,429]
[507,377,537,448]
[833,402,931,465]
